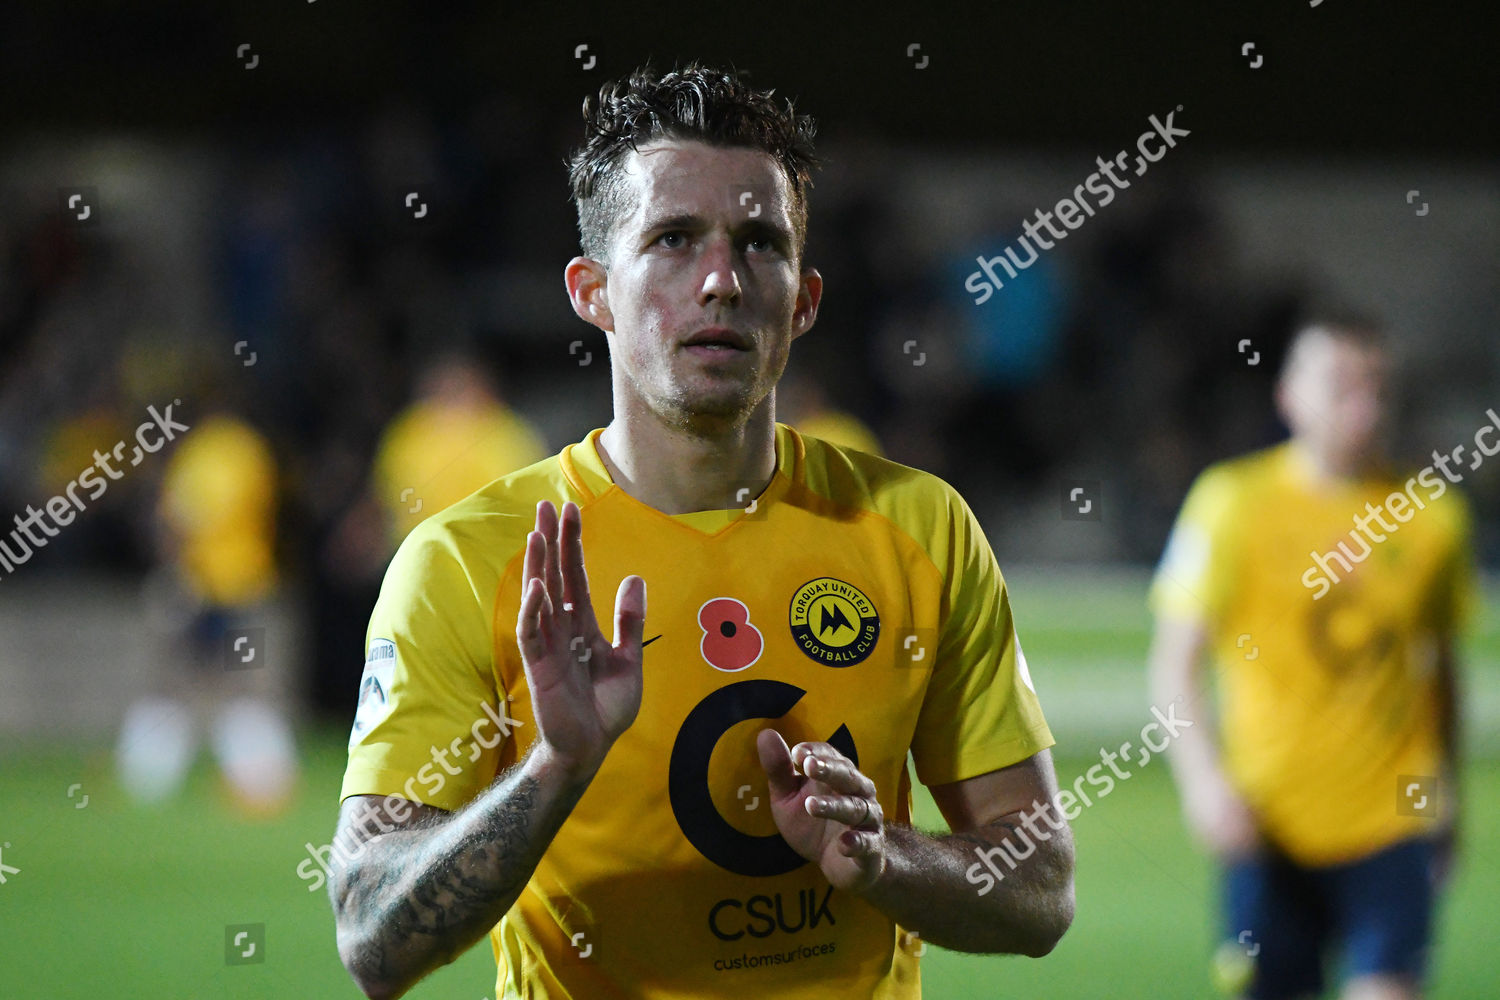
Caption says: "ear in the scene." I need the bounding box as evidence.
[790,266,823,343]
[565,256,614,333]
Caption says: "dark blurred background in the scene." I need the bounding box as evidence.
[1,1,1495,725]
[3,6,1498,998]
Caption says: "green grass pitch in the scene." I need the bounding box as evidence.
[2,572,1495,998]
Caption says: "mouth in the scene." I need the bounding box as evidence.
[682,327,752,352]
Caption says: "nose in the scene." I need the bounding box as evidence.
[697,234,742,306]
[1349,393,1379,428]
[1340,384,1384,440]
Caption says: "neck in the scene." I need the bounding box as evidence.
[596,403,778,515]
[1291,438,1377,486]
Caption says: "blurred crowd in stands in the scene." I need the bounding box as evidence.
[1,95,1491,720]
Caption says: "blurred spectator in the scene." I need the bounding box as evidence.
[0,86,1490,735]
[944,206,1073,498]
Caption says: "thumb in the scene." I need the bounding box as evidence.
[757,728,800,800]
[613,574,646,651]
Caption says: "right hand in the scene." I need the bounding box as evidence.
[516,499,646,780]
[1183,771,1262,860]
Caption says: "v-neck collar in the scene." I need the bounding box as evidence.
[560,422,800,536]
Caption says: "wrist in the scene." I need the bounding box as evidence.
[528,739,605,791]
[857,824,910,901]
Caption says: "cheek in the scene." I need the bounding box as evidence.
[621,316,670,374]
[768,271,800,313]
[629,284,679,335]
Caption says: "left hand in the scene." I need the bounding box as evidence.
[756,730,887,892]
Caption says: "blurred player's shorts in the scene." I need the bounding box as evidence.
[1218,837,1435,998]
[187,605,237,668]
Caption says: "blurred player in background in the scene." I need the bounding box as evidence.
[329,61,1073,999]
[115,390,299,816]
[326,353,549,586]
[777,369,884,457]
[372,353,548,548]
[1149,316,1474,1000]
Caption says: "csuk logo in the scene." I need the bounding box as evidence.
[708,886,836,941]
[669,680,858,877]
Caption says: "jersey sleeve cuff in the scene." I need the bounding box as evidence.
[911,721,1056,788]
[339,763,479,813]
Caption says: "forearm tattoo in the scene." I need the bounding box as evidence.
[344,767,577,985]
[390,775,541,942]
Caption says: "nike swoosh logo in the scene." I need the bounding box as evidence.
[643,634,662,647]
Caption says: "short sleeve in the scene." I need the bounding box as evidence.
[1149,465,1241,626]
[340,516,506,811]
[909,488,1054,787]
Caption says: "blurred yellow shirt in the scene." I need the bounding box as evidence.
[159,414,278,606]
[1150,441,1476,865]
[792,410,883,458]
[38,411,125,495]
[373,400,547,547]
[343,422,1052,999]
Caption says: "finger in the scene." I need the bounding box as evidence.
[516,576,548,668]
[521,522,542,604]
[521,531,554,639]
[838,828,879,857]
[794,746,876,799]
[808,756,873,797]
[612,574,646,652]
[525,505,555,636]
[757,729,801,800]
[806,793,881,830]
[536,501,566,623]
[561,501,600,635]
[790,741,836,777]
[536,562,557,634]
[534,497,556,539]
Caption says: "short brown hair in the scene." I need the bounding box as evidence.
[565,60,821,268]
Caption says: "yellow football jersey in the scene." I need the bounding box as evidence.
[1151,441,1475,866]
[792,410,884,458]
[373,399,548,547]
[158,413,278,606]
[343,422,1054,999]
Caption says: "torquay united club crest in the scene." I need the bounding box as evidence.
[788,577,880,667]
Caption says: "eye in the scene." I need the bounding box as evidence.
[746,236,774,253]
[657,231,686,248]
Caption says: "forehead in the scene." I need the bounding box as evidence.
[1306,332,1386,371]
[615,139,791,227]
[1289,331,1388,391]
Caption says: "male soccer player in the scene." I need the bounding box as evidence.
[1149,317,1474,1000]
[117,401,299,814]
[331,61,1074,999]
